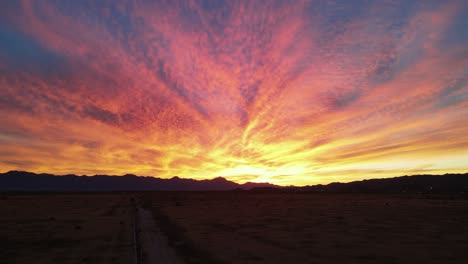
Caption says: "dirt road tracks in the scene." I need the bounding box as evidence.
[132,197,184,264]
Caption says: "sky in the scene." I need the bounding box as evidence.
[0,0,467,185]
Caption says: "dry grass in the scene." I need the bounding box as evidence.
[2,192,467,264]
[147,192,468,264]
[0,193,134,264]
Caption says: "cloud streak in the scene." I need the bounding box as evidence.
[0,0,467,185]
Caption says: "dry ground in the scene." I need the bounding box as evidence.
[1,192,467,264]
[145,192,468,264]
[137,206,183,263]
[0,193,134,264]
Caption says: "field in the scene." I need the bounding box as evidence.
[0,194,134,264]
[1,192,468,264]
[144,192,468,264]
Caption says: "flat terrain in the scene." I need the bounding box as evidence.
[0,194,134,264]
[145,192,468,264]
[1,192,468,264]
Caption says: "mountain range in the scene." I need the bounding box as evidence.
[0,170,467,192]
[0,171,278,191]
[287,173,468,193]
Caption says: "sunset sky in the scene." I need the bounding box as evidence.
[0,0,467,185]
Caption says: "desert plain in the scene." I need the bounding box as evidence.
[1,192,468,264]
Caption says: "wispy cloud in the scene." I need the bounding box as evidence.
[0,0,467,184]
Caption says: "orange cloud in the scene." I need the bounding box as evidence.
[0,0,467,185]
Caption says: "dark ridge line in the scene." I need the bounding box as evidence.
[1,170,467,192]
[0,170,279,191]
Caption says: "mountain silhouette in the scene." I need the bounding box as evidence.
[0,171,467,192]
[0,171,278,191]
[287,173,468,193]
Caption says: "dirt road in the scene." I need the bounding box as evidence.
[136,207,184,264]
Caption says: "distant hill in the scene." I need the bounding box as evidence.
[1,171,467,192]
[0,171,279,191]
[287,173,468,193]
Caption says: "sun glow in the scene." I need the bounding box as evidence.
[0,0,467,185]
